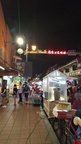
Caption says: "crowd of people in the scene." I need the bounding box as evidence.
[0,81,43,107]
[12,82,35,105]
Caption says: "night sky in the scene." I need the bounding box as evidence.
[2,0,81,75]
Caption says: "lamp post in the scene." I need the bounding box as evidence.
[16,38,29,62]
[16,37,24,45]
[16,36,38,78]
[16,36,24,55]
[26,43,28,62]
[16,36,37,62]
[25,44,37,62]
[32,45,37,51]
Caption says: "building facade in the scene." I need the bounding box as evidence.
[58,57,81,79]
[0,1,18,75]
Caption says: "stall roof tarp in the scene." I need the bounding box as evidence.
[43,70,67,79]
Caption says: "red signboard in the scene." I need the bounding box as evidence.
[0,71,18,76]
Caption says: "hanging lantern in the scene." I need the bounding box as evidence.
[17,48,24,54]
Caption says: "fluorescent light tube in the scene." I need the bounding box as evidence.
[0,66,5,70]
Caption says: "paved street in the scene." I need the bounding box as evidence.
[0,97,59,144]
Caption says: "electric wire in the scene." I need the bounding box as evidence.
[25,117,42,144]
[17,0,21,34]
[28,101,31,144]
[40,110,53,144]
[2,106,21,143]
[24,94,51,144]
[21,99,51,144]
[44,124,52,144]
[25,96,42,144]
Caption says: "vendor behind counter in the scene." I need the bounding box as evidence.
[69,110,81,137]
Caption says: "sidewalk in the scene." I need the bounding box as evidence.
[0,97,60,144]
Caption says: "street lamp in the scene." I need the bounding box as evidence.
[16,36,24,55]
[32,45,37,51]
[16,36,24,46]
[17,48,24,55]
[26,43,28,62]
[16,36,37,62]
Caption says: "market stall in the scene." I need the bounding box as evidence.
[43,70,71,117]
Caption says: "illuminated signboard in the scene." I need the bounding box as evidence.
[68,69,81,76]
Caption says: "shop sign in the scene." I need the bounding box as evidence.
[0,72,18,76]
[69,69,81,76]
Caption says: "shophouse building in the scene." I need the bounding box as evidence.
[0,1,24,76]
[58,57,81,84]
[0,1,17,75]
[0,1,25,93]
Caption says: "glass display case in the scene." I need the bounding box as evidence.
[43,70,68,117]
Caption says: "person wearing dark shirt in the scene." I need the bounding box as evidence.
[23,82,30,103]
[72,88,81,109]
[1,86,7,106]
[18,82,23,103]
[13,84,18,106]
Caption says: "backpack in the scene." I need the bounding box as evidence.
[23,85,29,92]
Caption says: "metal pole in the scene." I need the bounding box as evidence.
[26,43,28,62]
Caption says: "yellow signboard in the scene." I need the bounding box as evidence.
[24,49,47,54]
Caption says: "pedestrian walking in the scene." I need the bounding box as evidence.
[18,82,23,103]
[13,84,18,106]
[1,86,7,106]
[23,82,30,103]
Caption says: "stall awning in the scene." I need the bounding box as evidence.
[0,56,20,76]
[0,70,18,76]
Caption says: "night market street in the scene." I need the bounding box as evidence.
[0,1,81,144]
